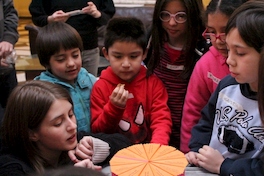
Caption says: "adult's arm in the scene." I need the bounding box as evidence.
[29,0,50,26]
[95,0,115,26]
[78,132,131,165]
[2,0,19,45]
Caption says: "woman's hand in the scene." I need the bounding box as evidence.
[74,158,102,171]
[196,145,224,174]
[68,136,94,163]
[48,10,69,23]
[82,2,101,18]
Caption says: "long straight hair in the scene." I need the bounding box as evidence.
[0,80,73,173]
[147,0,205,79]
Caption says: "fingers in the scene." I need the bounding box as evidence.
[68,150,80,163]
[110,84,129,107]
[112,84,127,99]
[49,11,69,22]
[75,144,93,160]
[82,2,101,18]
[0,41,13,58]
[0,43,14,67]
[93,165,102,171]
[185,151,200,166]
[73,136,95,160]
[0,59,9,67]
[196,146,224,174]
[79,136,93,150]
[74,159,102,170]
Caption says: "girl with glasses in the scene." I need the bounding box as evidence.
[145,0,208,149]
[181,0,247,153]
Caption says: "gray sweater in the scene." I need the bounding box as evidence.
[0,0,19,45]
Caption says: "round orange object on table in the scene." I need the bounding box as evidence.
[110,143,188,176]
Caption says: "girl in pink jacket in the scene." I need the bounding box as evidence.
[180,0,248,153]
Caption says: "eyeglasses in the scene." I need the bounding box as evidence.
[159,11,187,23]
[202,29,226,43]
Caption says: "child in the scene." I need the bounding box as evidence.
[145,0,209,148]
[181,0,247,153]
[34,22,97,133]
[29,0,115,77]
[186,1,264,175]
[90,17,172,145]
[0,80,130,175]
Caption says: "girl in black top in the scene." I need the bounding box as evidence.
[0,80,130,175]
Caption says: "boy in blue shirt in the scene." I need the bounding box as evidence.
[34,22,96,132]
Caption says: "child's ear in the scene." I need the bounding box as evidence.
[142,48,149,61]
[28,129,39,142]
[102,47,109,61]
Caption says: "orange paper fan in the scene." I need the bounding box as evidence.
[110,143,188,176]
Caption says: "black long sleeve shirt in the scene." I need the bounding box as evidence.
[29,0,115,50]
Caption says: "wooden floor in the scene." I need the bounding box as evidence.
[15,17,33,82]
[15,17,32,56]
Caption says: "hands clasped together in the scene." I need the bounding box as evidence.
[185,145,225,174]
[68,136,102,171]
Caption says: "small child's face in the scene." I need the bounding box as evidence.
[226,28,260,92]
[161,0,187,47]
[207,12,229,58]
[31,98,77,155]
[103,41,146,82]
[49,48,82,84]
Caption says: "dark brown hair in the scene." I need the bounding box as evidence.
[104,17,147,53]
[203,0,248,25]
[146,0,205,79]
[225,0,264,123]
[0,80,73,172]
[36,22,83,68]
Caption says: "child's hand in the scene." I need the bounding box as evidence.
[185,151,199,166]
[74,158,102,171]
[196,145,224,174]
[110,84,129,108]
[68,136,94,162]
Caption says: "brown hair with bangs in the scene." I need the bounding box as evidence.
[35,22,83,68]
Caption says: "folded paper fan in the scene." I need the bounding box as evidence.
[110,143,188,176]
